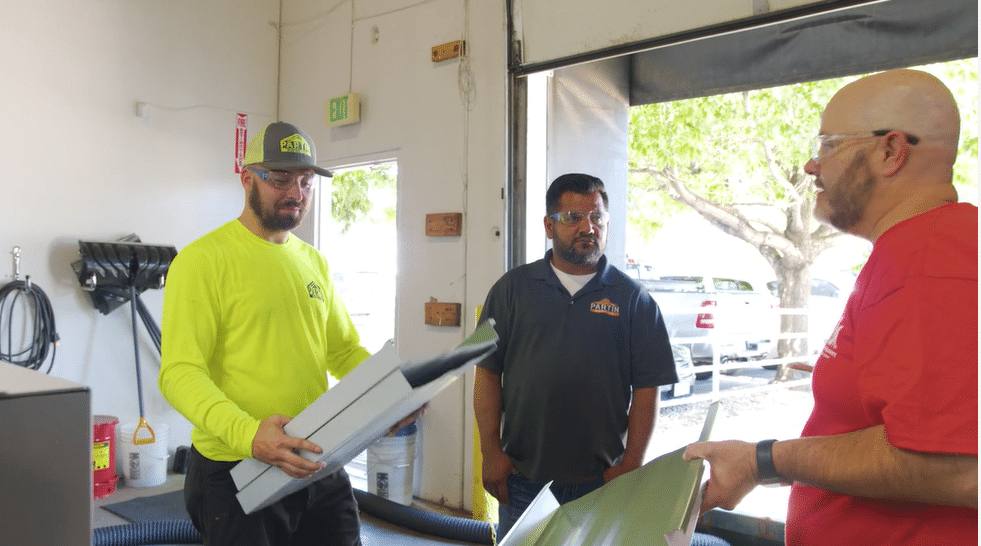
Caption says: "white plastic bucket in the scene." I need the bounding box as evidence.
[117,421,169,488]
[367,431,416,505]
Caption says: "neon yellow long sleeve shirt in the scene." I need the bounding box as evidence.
[159,220,370,461]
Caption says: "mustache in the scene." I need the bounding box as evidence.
[574,235,598,244]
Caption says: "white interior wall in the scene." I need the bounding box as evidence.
[0,0,280,453]
[279,0,507,509]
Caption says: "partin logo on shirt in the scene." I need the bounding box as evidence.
[307,281,325,302]
[589,298,619,317]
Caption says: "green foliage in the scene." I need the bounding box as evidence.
[925,59,979,202]
[629,78,841,207]
[628,58,979,239]
[330,165,396,233]
[627,59,976,370]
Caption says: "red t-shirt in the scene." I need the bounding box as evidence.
[787,203,978,545]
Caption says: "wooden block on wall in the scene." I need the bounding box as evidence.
[425,302,462,327]
[432,40,465,62]
[426,213,463,236]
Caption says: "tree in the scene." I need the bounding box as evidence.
[329,165,396,233]
[628,59,978,381]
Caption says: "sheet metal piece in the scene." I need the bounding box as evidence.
[232,320,498,514]
[500,402,720,546]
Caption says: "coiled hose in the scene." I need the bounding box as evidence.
[91,490,496,546]
[91,491,732,545]
[0,278,58,372]
[92,520,201,546]
[354,488,496,544]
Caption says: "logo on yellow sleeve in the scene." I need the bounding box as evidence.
[281,134,312,157]
[589,298,619,317]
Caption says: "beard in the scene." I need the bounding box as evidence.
[249,183,304,232]
[552,231,604,267]
[818,150,876,232]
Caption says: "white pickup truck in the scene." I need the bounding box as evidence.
[640,275,778,378]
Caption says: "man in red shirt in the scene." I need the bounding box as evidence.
[684,69,978,545]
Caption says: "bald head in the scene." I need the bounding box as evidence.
[822,69,961,163]
[810,69,963,241]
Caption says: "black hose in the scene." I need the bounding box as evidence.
[91,495,494,546]
[354,488,496,545]
[0,278,58,373]
[693,532,734,546]
[90,493,729,545]
[92,520,202,546]
[353,489,731,546]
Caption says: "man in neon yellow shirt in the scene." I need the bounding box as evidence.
[159,121,369,545]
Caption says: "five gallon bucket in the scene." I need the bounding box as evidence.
[118,420,169,488]
[367,423,416,505]
[93,415,119,499]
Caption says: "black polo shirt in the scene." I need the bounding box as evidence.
[478,250,676,484]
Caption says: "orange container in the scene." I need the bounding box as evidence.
[93,415,118,499]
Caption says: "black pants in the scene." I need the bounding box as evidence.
[185,446,361,546]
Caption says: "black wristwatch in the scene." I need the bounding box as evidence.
[756,439,785,485]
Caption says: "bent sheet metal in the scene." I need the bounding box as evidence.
[500,401,720,546]
[232,319,498,514]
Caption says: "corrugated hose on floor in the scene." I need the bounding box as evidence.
[92,490,497,545]
[354,488,496,544]
[92,519,201,546]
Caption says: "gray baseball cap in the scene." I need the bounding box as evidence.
[243,121,333,177]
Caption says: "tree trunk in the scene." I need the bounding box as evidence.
[773,264,810,382]
[647,170,836,382]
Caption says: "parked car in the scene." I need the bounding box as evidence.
[625,255,655,279]
[642,275,778,379]
[660,344,696,400]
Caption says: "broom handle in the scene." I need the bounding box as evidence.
[130,284,145,418]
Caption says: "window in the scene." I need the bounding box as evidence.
[318,162,397,356]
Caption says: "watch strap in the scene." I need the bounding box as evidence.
[756,439,783,485]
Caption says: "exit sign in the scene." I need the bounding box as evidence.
[326,93,361,127]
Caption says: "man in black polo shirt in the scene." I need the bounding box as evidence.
[474,173,678,538]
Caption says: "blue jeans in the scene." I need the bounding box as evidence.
[497,472,605,539]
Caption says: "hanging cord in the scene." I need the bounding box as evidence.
[0,277,59,373]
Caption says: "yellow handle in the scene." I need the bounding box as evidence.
[133,416,156,445]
